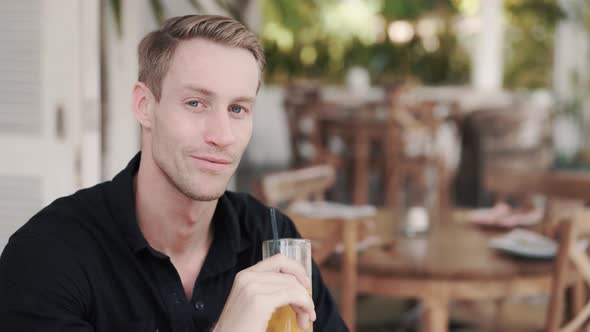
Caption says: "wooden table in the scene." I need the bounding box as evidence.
[320,209,555,332]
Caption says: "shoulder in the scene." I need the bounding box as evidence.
[10,181,113,251]
[0,221,93,324]
[0,182,113,305]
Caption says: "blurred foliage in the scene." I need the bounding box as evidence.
[108,0,571,91]
[261,0,470,85]
[262,0,569,89]
[503,0,564,89]
[381,0,454,20]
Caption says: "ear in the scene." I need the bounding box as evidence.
[132,82,155,129]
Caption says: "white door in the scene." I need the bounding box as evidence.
[0,0,100,250]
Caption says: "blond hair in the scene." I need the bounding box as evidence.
[138,15,265,100]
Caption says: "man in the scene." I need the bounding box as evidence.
[0,15,348,332]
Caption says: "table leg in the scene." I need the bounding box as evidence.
[353,129,369,205]
[384,126,399,207]
[567,279,586,322]
[341,219,358,332]
[421,298,449,332]
[492,299,505,332]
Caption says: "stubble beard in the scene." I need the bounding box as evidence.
[157,155,229,202]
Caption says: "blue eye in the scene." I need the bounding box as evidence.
[187,100,200,107]
[230,105,243,114]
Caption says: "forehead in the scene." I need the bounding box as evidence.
[163,38,260,98]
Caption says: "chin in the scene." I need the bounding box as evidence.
[179,181,227,202]
[161,158,231,201]
[176,186,224,201]
[189,193,224,201]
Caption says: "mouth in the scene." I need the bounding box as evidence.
[190,155,233,172]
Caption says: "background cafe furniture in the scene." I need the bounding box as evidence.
[482,164,590,331]
[547,209,590,332]
[284,84,458,217]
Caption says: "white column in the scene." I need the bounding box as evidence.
[80,0,102,187]
[103,0,150,179]
[553,20,589,100]
[472,0,504,91]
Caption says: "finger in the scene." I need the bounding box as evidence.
[235,268,309,293]
[296,312,310,330]
[265,287,315,317]
[240,280,307,298]
[292,304,317,322]
[239,271,305,290]
[250,254,311,288]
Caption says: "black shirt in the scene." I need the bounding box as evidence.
[0,153,348,332]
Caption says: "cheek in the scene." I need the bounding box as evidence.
[234,120,253,147]
[153,108,195,146]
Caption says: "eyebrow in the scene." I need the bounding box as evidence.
[232,96,256,105]
[182,85,216,97]
[182,85,255,104]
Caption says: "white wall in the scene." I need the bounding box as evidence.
[553,20,589,101]
[102,0,147,179]
[245,86,291,167]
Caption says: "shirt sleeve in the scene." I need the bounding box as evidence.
[0,232,94,331]
[277,211,350,332]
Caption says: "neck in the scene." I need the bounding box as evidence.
[134,153,217,258]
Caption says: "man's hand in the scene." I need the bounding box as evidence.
[212,254,316,332]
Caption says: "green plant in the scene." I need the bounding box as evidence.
[504,0,564,89]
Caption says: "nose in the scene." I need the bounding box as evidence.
[204,107,236,148]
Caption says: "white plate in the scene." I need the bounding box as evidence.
[489,229,557,259]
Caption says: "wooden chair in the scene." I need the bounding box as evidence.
[482,166,590,332]
[283,82,343,169]
[386,100,456,222]
[478,166,587,331]
[256,164,374,332]
[483,165,590,234]
[546,209,590,332]
[283,81,321,168]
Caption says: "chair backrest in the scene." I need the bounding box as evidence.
[256,164,367,256]
[283,82,322,167]
[546,171,590,204]
[256,164,336,209]
[483,165,548,207]
[546,209,590,332]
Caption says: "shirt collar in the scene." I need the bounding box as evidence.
[198,194,250,279]
[107,152,148,253]
[106,152,251,261]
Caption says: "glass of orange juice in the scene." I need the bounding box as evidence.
[262,238,313,332]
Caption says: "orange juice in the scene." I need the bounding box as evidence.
[266,305,313,332]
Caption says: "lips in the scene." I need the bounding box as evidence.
[190,155,233,172]
[191,155,232,164]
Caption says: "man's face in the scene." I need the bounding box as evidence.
[146,38,259,201]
